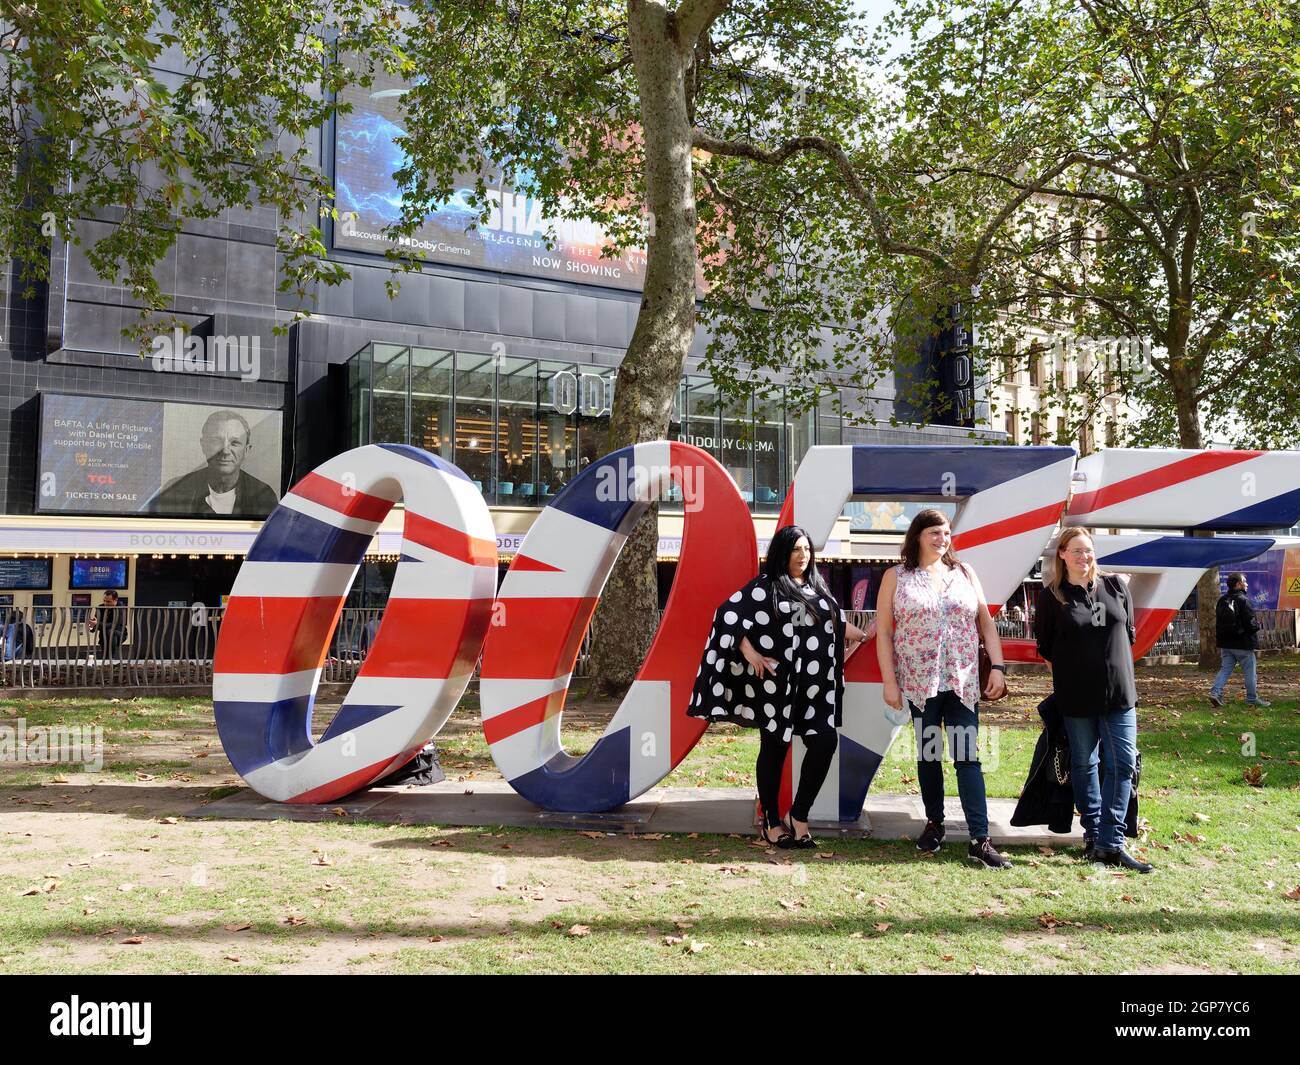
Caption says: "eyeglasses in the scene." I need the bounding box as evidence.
[1064,549,1095,558]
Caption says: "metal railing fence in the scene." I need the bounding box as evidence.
[1,605,1294,689]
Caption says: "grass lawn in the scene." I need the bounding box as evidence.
[0,661,1297,973]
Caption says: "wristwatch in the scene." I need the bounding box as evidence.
[990,663,1006,672]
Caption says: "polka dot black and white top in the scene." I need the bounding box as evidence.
[685,573,846,742]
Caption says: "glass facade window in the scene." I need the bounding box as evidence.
[344,344,867,515]
[684,378,721,461]
[537,361,577,501]
[497,357,538,506]
[455,351,496,499]
[817,390,842,445]
[371,344,410,444]
[753,390,784,513]
[410,348,453,459]
[575,366,616,477]
[720,392,753,503]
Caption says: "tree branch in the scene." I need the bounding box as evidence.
[675,0,730,48]
[692,129,958,272]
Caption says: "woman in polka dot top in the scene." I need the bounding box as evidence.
[687,525,871,847]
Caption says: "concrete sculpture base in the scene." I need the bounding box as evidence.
[194,780,1082,847]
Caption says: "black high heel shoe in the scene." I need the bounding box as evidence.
[786,813,817,849]
[757,801,795,849]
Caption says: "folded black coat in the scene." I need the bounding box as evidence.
[1010,694,1139,838]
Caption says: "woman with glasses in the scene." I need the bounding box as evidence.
[1034,527,1150,872]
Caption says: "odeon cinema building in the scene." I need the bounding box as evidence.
[0,64,1000,628]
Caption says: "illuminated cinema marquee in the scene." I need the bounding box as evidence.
[213,443,1300,815]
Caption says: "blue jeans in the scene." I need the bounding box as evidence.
[910,690,989,839]
[1211,648,1259,703]
[1062,709,1137,852]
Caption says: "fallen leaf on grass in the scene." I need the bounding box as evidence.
[873,922,892,933]
[1037,913,1061,930]
[427,935,444,943]
[1192,812,1211,823]
[283,915,307,926]
[777,898,800,910]
[576,831,604,839]
[431,840,453,848]
[635,833,668,841]
[119,936,144,945]
[223,922,251,933]
[329,807,349,817]
[1283,886,1300,901]
[1243,766,1266,787]
[684,939,708,954]
[117,883,135,893]
[311,853,333,867]
[1037,846,1055,856]
[135,773,155,782]
[941,954,955,962]
[663,935,684,946]
[567,924,591,938]
[157,816,179,825]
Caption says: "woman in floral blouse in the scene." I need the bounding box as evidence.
[876,508,1010,868]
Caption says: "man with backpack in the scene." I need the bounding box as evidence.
[1209,573,1271,708]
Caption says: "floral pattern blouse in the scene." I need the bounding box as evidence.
[891,562,981,712]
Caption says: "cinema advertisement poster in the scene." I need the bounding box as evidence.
[334,69,707,293]
[37,394,283,519]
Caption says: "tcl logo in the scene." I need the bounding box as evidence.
[87,474,116,485]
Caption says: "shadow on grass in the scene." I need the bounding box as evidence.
[8,908,1299,946]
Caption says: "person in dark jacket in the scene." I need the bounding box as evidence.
[1034,527,1151,873]
[87,590,126,658]
[1209,573,1271,708]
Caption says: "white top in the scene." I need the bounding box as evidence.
[206,486,237,514]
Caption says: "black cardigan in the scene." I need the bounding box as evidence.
[1034,575,1138,717]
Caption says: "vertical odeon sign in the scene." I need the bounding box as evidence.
[214,442,1300,815]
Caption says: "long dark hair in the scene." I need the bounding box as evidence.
[900,508,959,570]
[763,524,835,621]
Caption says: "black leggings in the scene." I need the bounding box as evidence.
[755,726,838,825]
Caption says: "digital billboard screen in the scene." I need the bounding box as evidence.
[38,394,283,518]
[334,69,690,292]
[0,557,53,590]
[70,558,129,589]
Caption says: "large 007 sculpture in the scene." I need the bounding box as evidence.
[212,443,1300,815]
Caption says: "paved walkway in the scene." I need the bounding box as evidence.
[195,781,1081,847]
